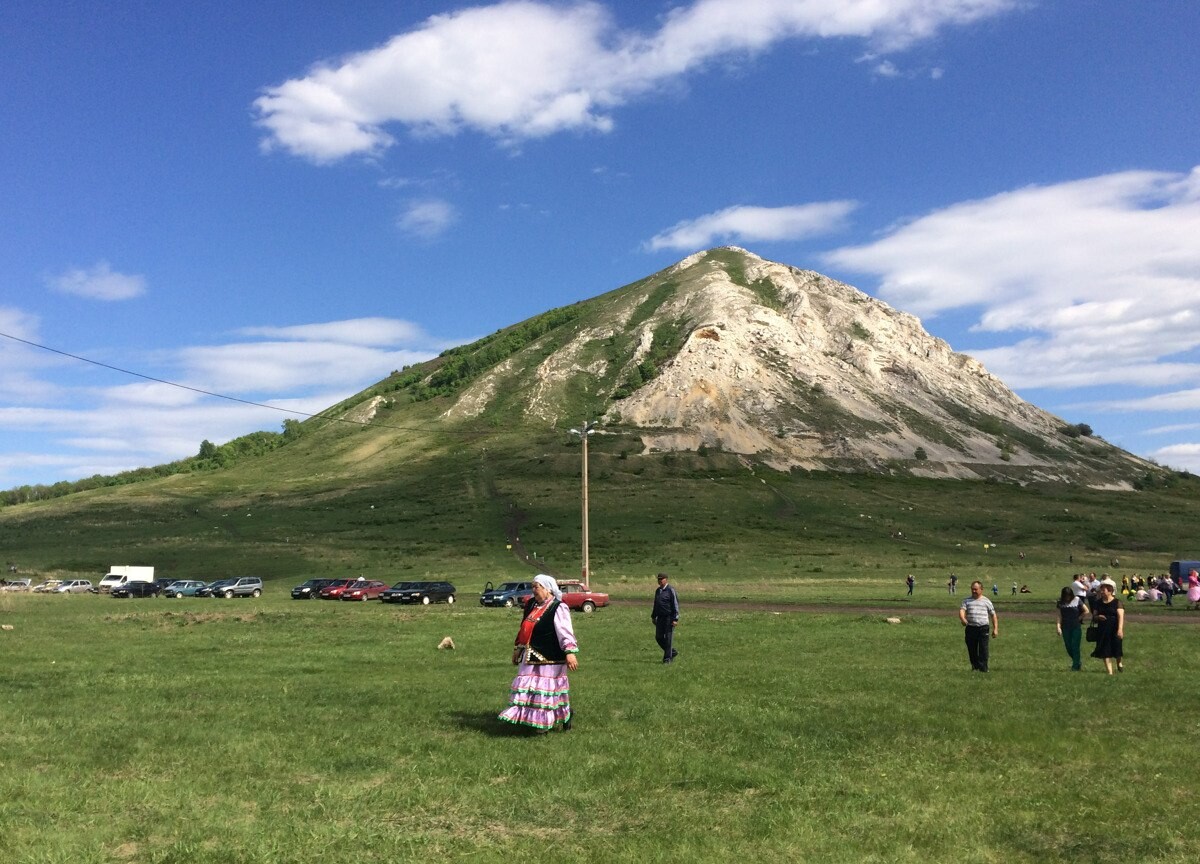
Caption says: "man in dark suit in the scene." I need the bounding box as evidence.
[652,572,680,664]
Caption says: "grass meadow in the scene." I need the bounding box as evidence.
[2,590,1198,863]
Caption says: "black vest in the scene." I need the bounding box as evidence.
[525,599,567,664]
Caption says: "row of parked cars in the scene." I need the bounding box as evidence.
[2,578,93,594]
[108,577,263,598]
[5,575,611,612]
[291,578,458,604]
[479,580,609,613]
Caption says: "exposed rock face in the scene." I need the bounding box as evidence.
[438,247,1150,485]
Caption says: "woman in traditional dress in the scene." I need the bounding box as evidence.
[1089,578,1125,675]
[1187,569,1200,610]
[499,574,578,733]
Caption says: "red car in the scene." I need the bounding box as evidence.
[340,580,390,601]
[318,579,358,600]
[558,580,609,613]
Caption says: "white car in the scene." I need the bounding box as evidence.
[2,579,32,592]
[33,580,64,593]
[54,580,94,594]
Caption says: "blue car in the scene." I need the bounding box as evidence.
[164,580,207,598]
[479,581,533,608]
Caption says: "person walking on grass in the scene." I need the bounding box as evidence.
[906,574,915,596]
[1056,586,1089,671]
[652,572,680,664]
[959,580,999,672]
[499,575,578,733]
[1089,578,1125,675]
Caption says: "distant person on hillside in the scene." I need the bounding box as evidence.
[950,573,958,594]
[1012,582,1018,595]
[1089,578,1125,675]
[959,581,999,672]
[499,575,578,733]
[1056,586,1089,671]
[652,572,680,664]
[992,583,999,596]
[906,574,915,596]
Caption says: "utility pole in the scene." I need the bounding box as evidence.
[568,421,596,589]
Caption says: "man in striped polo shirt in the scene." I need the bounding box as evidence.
[958,580,999,672]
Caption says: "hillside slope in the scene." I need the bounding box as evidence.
[377,247,1151,486]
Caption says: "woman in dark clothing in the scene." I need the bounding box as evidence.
[1056,586,1089,671]
[1089,578,1125,675]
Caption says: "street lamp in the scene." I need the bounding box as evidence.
[568,420,597,589]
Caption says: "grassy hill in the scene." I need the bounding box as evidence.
[4,248,1197,590]
[4,393,1198,598]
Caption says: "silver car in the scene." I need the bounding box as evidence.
[54,580,94,594]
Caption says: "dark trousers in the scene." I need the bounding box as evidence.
[965,625,990,671]
[1061,625,1082,670]
[654,620,675,661]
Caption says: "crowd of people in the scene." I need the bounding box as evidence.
[498,565,1196,735]
[1072,570,1200,608]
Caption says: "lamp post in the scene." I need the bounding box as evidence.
[568,420,596,589]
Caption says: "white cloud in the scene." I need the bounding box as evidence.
[647,202,857,251]
[0,316,466,486]
[0,306,40,341]
[397,198,458,239]
[48,261,146,301]
[1147,442,1200,474]
[255,0,1020,162]
[1093,388,1200,414]
[238,317,429,347]
[1143,423,1200,436]
[824,167,1200,390]
[178,341,433,394]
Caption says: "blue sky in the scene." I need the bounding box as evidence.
[2,0,1198,488]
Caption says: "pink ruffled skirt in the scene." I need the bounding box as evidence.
[499,663,571,731]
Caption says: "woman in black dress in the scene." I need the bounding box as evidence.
[1090,578,1125,675]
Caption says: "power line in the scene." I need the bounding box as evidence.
[0,329,443,435]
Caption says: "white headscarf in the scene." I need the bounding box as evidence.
[533,574,561,600]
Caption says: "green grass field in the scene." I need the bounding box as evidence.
[4,400,1199,862]
[2,591,1197,863]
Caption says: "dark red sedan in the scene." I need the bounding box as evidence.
[340,580,390,601]
[317,579,358,600]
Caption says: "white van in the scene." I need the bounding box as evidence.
[98,566,155,594]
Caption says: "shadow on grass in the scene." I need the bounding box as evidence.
[450,709,538,738]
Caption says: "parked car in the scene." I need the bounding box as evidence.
[33,579,63,593]
[212,577,263,599]
[479,581,534,608]
[318,579,359,600]
[379,582,416,603]
[2,578,33,592]
[111,580,163,598]
[195,580,229,598]
[291,578,342,600]
[54,580,94,594]
[163,580,207,598]
[341,580,390,601]
[381,580,457,605]
[557,580,610,613]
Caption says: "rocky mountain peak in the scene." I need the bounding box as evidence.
[428,247,1148,486]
